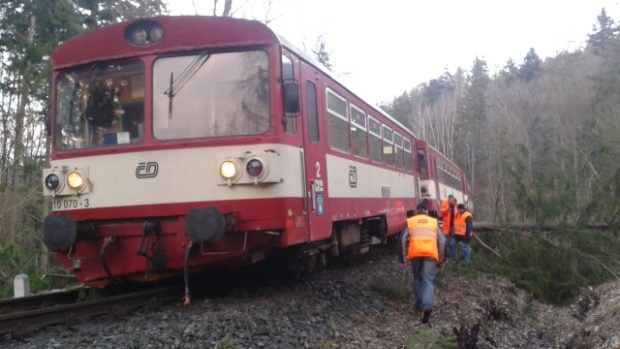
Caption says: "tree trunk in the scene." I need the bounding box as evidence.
[222,0,232,17]
[11,12,35,189]
[7,12,35,239]
[39,132,52,273]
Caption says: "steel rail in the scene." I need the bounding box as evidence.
[0,286,181,336]
[0,287,86,315]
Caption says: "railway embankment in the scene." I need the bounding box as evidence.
[1,226,619,348]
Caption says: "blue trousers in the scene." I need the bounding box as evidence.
[450,235,471,264]
[410,258,438,312]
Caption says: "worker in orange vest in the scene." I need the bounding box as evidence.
[399,206,446,324]
[450,203,474,264]
[439,195,457,260]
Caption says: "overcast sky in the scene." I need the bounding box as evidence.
[170,0,620,105]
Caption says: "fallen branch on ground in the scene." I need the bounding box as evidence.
[540,236,620,281]
[474,234,503,258]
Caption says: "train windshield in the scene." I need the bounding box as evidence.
[152,50,270,140]
[54,60,145,150]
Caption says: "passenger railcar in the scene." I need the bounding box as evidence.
[415,140,470,216]
[41,16,422,300]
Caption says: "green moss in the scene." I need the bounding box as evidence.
[404,329,457,349]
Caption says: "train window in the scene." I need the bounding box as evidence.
[436,160,462,189]
[282,54,296,135]
[368,116,381,135]
[368,116,382,162]
[153,50,269,140]
[439,164,446,186]
[382,125,394,166]
[282,54,294,81]
[418,150,428,178]
[326,89,350,152]
[403,138,413,170]
[350,104,368,158]
[54,59,145,150]
[394,132,403,168]
[306,81,319,143]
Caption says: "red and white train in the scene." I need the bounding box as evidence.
[41,16,469,298]
[415,141,471,216]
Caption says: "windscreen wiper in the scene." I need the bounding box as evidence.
[164,49,211,119]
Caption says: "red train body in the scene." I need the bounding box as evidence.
[41,16,468,287]
[415,140,471,216]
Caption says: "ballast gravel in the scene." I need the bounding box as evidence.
[2,246,618,349]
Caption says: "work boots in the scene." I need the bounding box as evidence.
[421,310,432,324]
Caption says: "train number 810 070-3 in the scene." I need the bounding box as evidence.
[51,198,90,210]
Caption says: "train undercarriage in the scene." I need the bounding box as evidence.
[46,209,392,304]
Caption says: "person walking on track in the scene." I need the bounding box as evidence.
[399,207,446,324]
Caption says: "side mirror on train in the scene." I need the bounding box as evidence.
[283,81,300,115]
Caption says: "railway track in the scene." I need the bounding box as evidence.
[0,286,87,315]
[0,285,181,336]
[0,247,391,338]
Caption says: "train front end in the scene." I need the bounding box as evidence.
[41,17,304,285]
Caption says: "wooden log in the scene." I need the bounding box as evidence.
[473,222,613,232]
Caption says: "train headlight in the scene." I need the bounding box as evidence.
[125,21,164,46]
[129,28,148,45]
[246,159,264,177]
[420,185,428,194]
[150,26,164,42]
[220,161,238,179]
[45,173,61,191]
[43,166,91,197]
[66,171,85,190]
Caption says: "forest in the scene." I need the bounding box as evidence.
[0,1,618,296]
[0,0,168,295]
[382,10,620,225]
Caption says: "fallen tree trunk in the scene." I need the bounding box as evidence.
[473,222,613,232]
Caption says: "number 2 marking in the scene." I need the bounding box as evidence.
[315,161,321,178]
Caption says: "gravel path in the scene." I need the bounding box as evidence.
[1,245,617,349]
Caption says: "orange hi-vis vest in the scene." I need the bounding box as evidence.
[454,211,473,236]
[406,214,439,261]
[439,199,456,235]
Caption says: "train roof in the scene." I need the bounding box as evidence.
[52,16,279,69]
[276,35,417,140]
[52,16,415,140]
[417,140,462,170]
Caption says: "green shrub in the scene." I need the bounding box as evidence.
[0,233,75,298]
[469,228,620,305]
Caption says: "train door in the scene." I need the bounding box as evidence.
[299,66,331,242]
